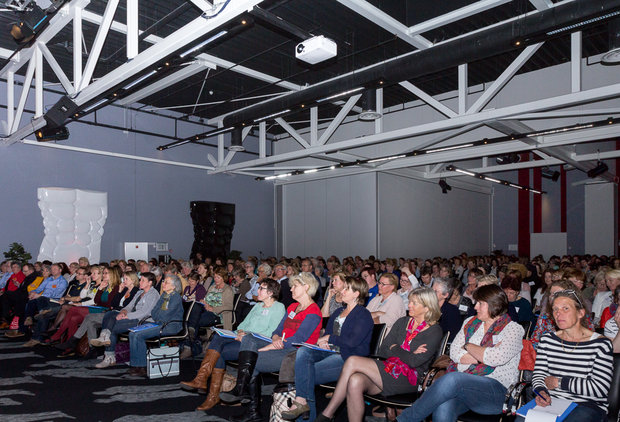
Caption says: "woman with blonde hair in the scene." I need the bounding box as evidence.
[317,287,443,422]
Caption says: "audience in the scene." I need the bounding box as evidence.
[366,272,406,334]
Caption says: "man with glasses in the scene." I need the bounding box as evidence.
[301,258,324,308]
[273,263,293,308]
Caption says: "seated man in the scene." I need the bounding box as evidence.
[20,263,68,346]
[0,262,25,328]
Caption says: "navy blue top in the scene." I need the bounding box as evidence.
[439,301,462,343]
[150,292,183,334]
[326,304,374,361]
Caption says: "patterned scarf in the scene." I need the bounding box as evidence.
[383,319,428,385]
[160,292,171,310]
[447,314,511,376]
[611,303,618,317]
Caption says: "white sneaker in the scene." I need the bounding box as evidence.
[90,329,111,347]
[95,354,116,368]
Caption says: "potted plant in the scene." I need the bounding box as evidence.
[3,242,32,264]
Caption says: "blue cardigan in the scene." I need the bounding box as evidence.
[150,292,183,335]
[326,304,374,361]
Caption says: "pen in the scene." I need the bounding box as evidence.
[282,333,286,342]
[533,389,550,403]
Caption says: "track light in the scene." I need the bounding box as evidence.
[446,164,544,194]
[541,167,560,182]
[587,161,609,178]
[9,4,47,44]
[496,153,521,165]
[35,125,69,142]
[359,90,382,121]
[179,30,228,58]
[438,179,451,194]
[229,127,244,152]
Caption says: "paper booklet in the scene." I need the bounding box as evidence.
[517,397,577,422]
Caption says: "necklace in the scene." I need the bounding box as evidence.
[560,330,582,352]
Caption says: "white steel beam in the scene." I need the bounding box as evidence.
[73,4,83,90]
[11,57,36,133]
[38,42,75,95]
[408,0,512,37]
[74,0,264,106]
[34,46,43,118]
[211,81,620,173]
[0,0,91,77]
[317,94,362,145]
[188,0,213,11]
[514,108,620,119]
[310,107,318,146]
[78,0,119,91]
[571,31,581,93]
[337,0,432,49]
[399,81,457,118]
[458,64,467,114]
[0,47,13,59]
[467,43,543,114]
[259,121,266,158]
[126,0,138,60]
[275,118,311,149]
[375,88,383,134]
[117,61,213,105]
[529,0,553,11]
[6,71,14,135]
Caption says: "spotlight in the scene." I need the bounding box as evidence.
[9,4,47,44]
[541,167,560,182]
[35,125,69,142]
[359,89,382,121]
[587,161,609,178]
[495,153,521,165]
[228,127,244,152]
[438,179,451,194]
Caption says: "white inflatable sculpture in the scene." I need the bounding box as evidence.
[37,188,108,264]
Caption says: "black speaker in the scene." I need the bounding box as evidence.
[190,201,235,261]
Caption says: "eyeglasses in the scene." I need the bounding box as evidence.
[258,286,268,291]
[378,281,391,286]
[551,289,583,308]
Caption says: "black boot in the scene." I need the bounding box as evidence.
[54,336,79,351]
[220,351,258,404]
[230,375,262,422]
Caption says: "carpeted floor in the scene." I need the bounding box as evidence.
[0,330,381,422]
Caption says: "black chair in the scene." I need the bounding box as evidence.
[145,300,195,347]
[607,353,620,422]
[370,323,387,356]
[517,320,533,339]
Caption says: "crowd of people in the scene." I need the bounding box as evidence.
[0,251,618,422]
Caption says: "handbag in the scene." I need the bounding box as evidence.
[76,334,90,357]
[146,345,180,379]
[270,384,296,422]
[421,354,450,390]
[518,339,536,371]
[278,350,298,383]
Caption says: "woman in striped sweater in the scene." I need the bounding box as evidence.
[532,288,613,422]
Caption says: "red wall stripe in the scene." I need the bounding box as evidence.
[533,166,542,233]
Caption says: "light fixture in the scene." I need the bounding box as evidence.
[229,127,244,152]
[425,143,474,154]
[82,98,109,113]
[446,164,544,194]
[179,30,228,58]
[496,153,521,165]
[546,11,620,36]
[359,90,382,121]
[438,179,451,194]
[123,70,157,90]
[9,4,47,44]
[602,18,620,65]
[541,166,560,182]
[316,87,364,103]
[253,109,291,123]
[587,161,609,178]
[35,125,69,142]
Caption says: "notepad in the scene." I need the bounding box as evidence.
[213,328,237,339]
[517,398,576,422]
[128,322,160,332]
[251,332,273,342]
[292,342,338,353]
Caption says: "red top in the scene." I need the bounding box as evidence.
[6,272,25,292]
[282,302,322,344]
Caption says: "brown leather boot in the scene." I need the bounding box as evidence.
[197,368,226,411]
[180,349,220,394]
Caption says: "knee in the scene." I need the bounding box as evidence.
[347,373,366,393]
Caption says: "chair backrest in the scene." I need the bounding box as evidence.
[518,320,533,339]
[608,353,620,422]
[437,331,450,358]
[180,300,195,333]
[370,323,387,355]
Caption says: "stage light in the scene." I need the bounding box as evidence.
[587,161,609,178]
[229,127,244,152]
[541,167,560,182]
[9,4,47,44]
[359,90,382,121]
[35,125,69,142]
[438,179,451,194]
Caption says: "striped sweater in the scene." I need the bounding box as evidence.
[533,332,613,411]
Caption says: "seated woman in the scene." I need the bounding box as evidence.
[521,288,613,422]
[126,274,184,377]
[47,266,94,333]
[54,268,134,356]
[320,271,346,317]
[366,273,406,334]
[530,280,595,349]
[316,286,442,422]
[397,272,415,307]
[92,272,160,368]
[397,284,524,422]
[501,271,535,324]
[600,285,619,328]
[185,267,234,355]
[282,276,373,421]
[179,278,285,410]
[219,272,322,422]
[431,277,461,343]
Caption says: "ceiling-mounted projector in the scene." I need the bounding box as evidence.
[296,35,337,65]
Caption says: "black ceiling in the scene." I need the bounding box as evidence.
[0,0,614,135]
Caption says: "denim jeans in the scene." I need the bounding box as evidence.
[238,335,292,376]
[128,323,179,367]
[515,403,607,422]
[397,372,507,422]
[294,347,345,421]
[104,315,139,352]
[208,334,242,369]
